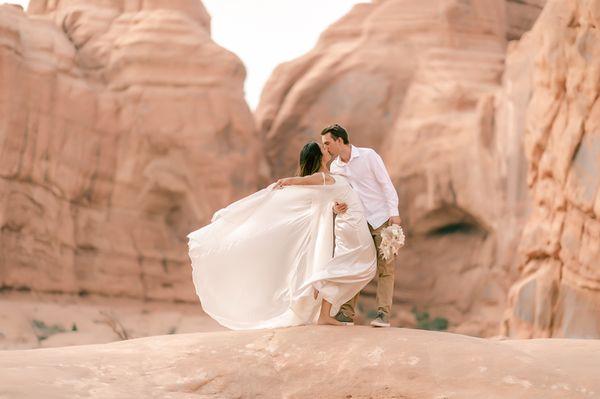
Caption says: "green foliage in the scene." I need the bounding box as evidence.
[31,319,66,341]
[411,307,448,331]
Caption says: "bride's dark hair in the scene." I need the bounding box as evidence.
[297,141,323,177]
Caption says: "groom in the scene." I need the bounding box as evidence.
[321,124,401,327]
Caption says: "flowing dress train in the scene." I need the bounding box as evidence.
[186,174,376,330]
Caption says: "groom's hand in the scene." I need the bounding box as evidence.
[389,216,402,225]
[333,202,348,214]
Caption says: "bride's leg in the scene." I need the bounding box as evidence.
[317,299,346,326]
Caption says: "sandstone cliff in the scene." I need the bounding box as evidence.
[256,0,545,336]
[502,0,600,338]
[0,1,261,301]
[506,0,547,39]
[256,0,544,178]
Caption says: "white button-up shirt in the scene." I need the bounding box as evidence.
[330,145,399,229]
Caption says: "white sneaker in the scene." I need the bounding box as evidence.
[370,312,390,328]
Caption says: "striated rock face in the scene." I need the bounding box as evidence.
[256,0,408,176]
[380,1,515,337]
[506,0,547,40]
[0,1,261,301]
[1,327,599,398]
[502,0,600,338]
[257,0,547,336]
[256,0,544,179]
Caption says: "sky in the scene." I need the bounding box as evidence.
[2,0,366,109]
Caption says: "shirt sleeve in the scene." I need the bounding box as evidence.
[368,150,399,217]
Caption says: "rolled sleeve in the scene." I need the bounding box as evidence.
[368,150,399,218]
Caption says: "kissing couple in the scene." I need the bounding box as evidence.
[187,124,402,329]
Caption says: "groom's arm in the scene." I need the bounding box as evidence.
[368,150,401,224]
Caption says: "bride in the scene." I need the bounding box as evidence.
[187,141,377,329]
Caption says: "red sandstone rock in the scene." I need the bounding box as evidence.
[0,1,261,302]
[256,0,544,336]
[502,0,600,338]
[0,326,598,398]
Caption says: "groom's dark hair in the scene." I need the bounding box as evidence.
[321,124,349,144]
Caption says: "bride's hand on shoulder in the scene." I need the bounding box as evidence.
[274,177,294,189]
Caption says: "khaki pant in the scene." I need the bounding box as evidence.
[340,220,395,318]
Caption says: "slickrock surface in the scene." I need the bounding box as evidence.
[0,1,261,301]
[1,326,598,399]
[502,0,600,338]
[0,291,224,350]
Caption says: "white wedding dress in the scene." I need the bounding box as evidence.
[186,174,376,330]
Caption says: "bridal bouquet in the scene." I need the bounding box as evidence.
[379,224,405,262]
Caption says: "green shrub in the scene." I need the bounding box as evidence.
[411,307,448,331]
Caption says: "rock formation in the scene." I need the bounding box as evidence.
[506,0,547,39]
[256,0,545,336]
[256,0,544,178]
[1,326,598,398]
[3,0,598,347]
[0,1,261,302]
[502,0,600,338]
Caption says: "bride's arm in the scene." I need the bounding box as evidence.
[274,173,332,188]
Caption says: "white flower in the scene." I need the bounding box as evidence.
[379,224,405,261]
